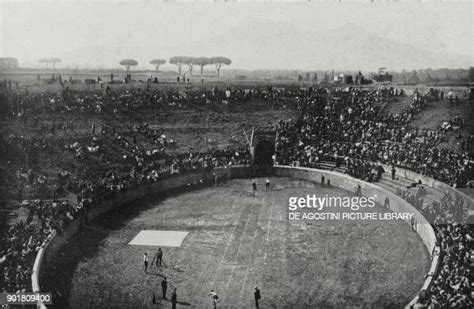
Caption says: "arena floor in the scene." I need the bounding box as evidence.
[44,177,429,308]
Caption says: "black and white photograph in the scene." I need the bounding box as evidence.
[0,0,473,308]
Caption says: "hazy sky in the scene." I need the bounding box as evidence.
[1,0,473,70]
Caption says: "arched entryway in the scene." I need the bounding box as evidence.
[254,140,275,168]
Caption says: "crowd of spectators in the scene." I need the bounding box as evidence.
[2,83,306,120]
[401,187,472,308]
[1,199,77,293]
[276,87,473,187]
[401,188,465,225]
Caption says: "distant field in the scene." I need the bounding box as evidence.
[0,70,302,93]
[42,177,429,308]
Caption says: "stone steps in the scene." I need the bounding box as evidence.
[378,176,443,205]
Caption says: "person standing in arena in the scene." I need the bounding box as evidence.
[254,286,261,308]
[171,288,177,309]
[161,277,168,299]
[143,252,149,273]
[252,179,257,196]
[208,290,220,308]
[155,248,163,267]
[265,179,270,191]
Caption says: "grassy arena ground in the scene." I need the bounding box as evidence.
[43,177,429,308]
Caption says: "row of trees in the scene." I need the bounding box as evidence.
[168,56,231,77]
[0,56,231,75]
[119,56,232,76]
[39,57,62,69]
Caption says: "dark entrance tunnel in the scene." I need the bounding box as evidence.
[254,140,275,168]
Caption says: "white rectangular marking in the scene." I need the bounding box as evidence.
[128,230,189,247]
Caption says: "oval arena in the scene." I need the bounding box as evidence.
[38,167,432,308]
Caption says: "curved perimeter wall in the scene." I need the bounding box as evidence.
[32,165,437,309]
